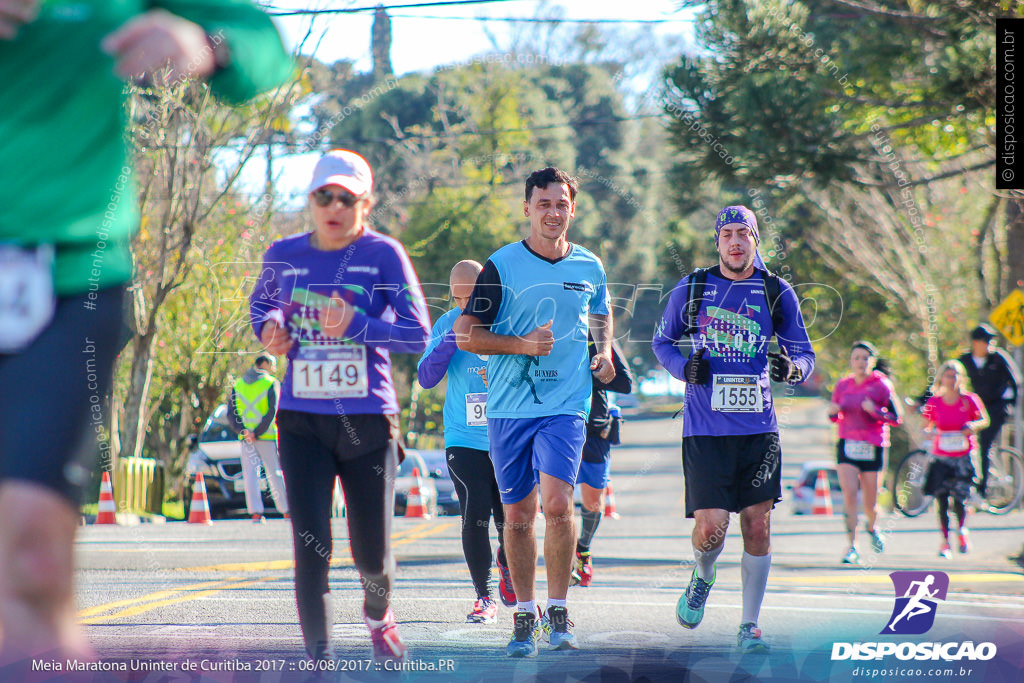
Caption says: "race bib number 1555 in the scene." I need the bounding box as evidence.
[711,374,762,413]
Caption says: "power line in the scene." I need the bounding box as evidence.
[260,0,522,17]
[301,112,665,142]
[384,14,688,23]
[144,112,668,151]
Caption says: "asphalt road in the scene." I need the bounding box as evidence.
[52,398,1024,682]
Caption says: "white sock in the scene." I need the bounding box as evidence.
[365,615,386,629]
[547,598,566,611]
[693,543,724,581]
[741,551,772,625]
[516,600,536,615]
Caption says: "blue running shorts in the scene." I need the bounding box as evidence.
[576,436,611,489]
[488,415,586,504]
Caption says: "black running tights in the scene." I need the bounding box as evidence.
[277,411,398,659]
[936,496,966,537]
[446,446,505,599]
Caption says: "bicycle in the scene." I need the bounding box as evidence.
[892,432,1024,517]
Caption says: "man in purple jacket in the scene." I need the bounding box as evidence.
[652,206,815,653]
[250,150,430,664]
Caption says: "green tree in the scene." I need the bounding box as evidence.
[662,0,1014,392]
[115,72,302,477]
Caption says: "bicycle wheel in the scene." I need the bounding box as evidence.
[983,448,1024,515]
[892,450,934,517]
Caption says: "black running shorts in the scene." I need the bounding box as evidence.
[681,432,782,518]
[0,286,125,503]
[835,439,886,472]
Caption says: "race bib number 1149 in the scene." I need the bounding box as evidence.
[292,345,368,399]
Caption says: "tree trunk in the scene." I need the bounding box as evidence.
[121,330,157,461]
[1006,199,1024,296]
[265,139,274,198]
[109,396,121,466]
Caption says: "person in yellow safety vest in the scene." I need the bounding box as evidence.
[229,355,289,523]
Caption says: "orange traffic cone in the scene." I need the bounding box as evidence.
[188,473,214,525]
[812,469,834,516]
[95,471,117,525]
[404,468,430,519]
[603,482,620,520]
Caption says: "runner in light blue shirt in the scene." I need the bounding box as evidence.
[474,240,609,420]
[418,305,490,451]
[417,260,513,624]
[454,167,614,656]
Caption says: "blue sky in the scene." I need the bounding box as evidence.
[266,0,691,74]
[230,1,694,205]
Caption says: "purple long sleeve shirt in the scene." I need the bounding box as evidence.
[652,267,815,437]
[250,230,430,416]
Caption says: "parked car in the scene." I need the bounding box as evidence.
[184,404,282,519]
[789,460,848,515]
[393,449,438,517]
[415,449,460,516]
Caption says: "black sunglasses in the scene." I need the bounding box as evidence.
[312,188,362,208]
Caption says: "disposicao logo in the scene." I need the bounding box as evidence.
[831,570,997,663]
[881,571,948,635]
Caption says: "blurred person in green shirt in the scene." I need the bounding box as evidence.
[0,0,290,664]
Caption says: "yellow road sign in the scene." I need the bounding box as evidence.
[990,288,1024,346]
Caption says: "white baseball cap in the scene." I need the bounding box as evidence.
[308,150,373,196]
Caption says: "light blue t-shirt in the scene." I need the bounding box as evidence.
[465,241,610,420]
[417,307,490,451]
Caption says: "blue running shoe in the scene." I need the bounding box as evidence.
[541,606,579,650]
[865,525,885,553]
[737,622,770,653]
[506,609,540,658]
[676,566,715,629]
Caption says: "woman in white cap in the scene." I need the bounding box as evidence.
[249,150,431,663]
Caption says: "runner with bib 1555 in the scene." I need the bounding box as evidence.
[652,205,815,654]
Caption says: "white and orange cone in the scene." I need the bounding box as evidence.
[404,467,430,519]
[603,482,620,520]
[95,471,117,525]
[188,473,214,525]
[812,469,834,516]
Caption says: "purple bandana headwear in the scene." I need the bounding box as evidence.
[715,205,766,270]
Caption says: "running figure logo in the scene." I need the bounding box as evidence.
[509,354,542,404]
[881,571,949,635]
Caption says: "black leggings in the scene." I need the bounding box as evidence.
[446,446,505,599]
[0,286,124,503]
[936,496,967,537]
[277,411,398,659]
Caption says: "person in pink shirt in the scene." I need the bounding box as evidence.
[828,341,902,564]
[921,360,989,558]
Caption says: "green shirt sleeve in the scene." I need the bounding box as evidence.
[152,0,294,103]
